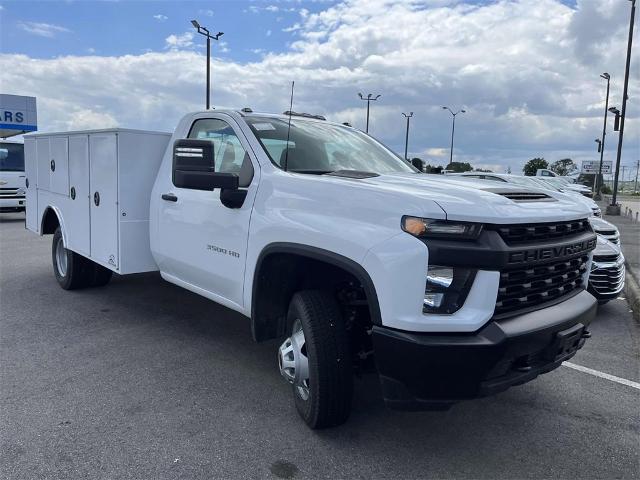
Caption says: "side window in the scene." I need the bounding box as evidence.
[188,119,245,174]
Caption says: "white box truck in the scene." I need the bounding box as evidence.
[0,141,26,212]
[25,110,598,428]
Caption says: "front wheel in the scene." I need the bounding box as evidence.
[278,290,353,429]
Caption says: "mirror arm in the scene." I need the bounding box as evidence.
[220,188,248,209]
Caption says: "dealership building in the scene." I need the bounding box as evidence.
[0,94,37,138]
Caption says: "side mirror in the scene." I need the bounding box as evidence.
[173,139,221,190]
[411,158,424,172]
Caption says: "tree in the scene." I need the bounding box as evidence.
[550,158,577,176]
[445,162,473,173]
[523,158,548,176]
[473,168,493,173]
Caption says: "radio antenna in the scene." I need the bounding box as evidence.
[283,81,295,172]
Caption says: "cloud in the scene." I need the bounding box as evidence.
[199,9,214,17]
[266,29,272,36]
[2,0,637,171]
[153,14,168,22]
[17,21,70,38]
[165,32,194,50]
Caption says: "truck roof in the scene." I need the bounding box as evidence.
[26,128,172,138]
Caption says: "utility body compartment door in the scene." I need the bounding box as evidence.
[66,135,91,256]
[24,138,38,231]
[49,136,69,196]
[36,137,50,192]
[89,133,119,269]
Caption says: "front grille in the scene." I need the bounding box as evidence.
[492,219,592,245]
[497,192,553,202]
[495,255,589,316]
[593,253,619,263]
[0,188,20,197]
[590,262,625,295]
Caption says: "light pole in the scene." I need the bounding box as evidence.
[402,112,413,160]
[442,106,465,165]
[595,72,610,200]
[191,19,224,110]
[358,93,381,133]
[610,0,636,212]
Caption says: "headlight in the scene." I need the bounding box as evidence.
[16,189,25,196]
[424,265,476,314]
[402,216,483,240]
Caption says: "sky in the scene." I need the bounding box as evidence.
[0,0,638,174]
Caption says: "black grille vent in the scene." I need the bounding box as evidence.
[493,219,591,245]
[498,192,552,202]
[495,255,589,316]
[593,253,619,263]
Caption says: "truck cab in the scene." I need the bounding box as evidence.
[0,141,26,212]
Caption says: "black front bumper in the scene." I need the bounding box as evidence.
[373,290,597,410]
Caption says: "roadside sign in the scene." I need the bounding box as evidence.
[582,160,612,174]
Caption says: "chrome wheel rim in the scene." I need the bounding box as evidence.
[55,236,68,277]
[278,319,310,401]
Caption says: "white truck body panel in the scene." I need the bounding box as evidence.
[24,129,171,274]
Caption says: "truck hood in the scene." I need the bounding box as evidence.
[0,171,26,189]
[333,172,592,223]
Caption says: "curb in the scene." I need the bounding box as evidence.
[624,263,640,322]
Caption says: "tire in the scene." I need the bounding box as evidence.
[51,227,112,289]
[284,290,353,429]
[89,263,113,287]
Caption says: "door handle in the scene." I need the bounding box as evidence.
[161,193,178,202]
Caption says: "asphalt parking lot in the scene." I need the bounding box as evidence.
[1,212,639,480]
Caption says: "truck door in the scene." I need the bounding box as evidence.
[156,115,258,309]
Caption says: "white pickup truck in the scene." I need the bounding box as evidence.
[25,109,598,428]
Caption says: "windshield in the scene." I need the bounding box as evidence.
[245,115,416,174]
[0,143,25,172]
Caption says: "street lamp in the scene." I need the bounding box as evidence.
[595,72,610,200]
[358,93,381,133]
[608,106,621,131]
[402,112,413,160]
[191,19,224,110]
[442,106,466,165]
[610,0,636,212]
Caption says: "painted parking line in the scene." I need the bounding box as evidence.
[563,362,640,391]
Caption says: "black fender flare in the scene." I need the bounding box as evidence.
[251,242,382,342]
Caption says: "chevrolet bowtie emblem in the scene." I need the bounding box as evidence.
[0,181,7,186]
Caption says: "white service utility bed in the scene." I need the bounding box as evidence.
[24,129,171,274]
